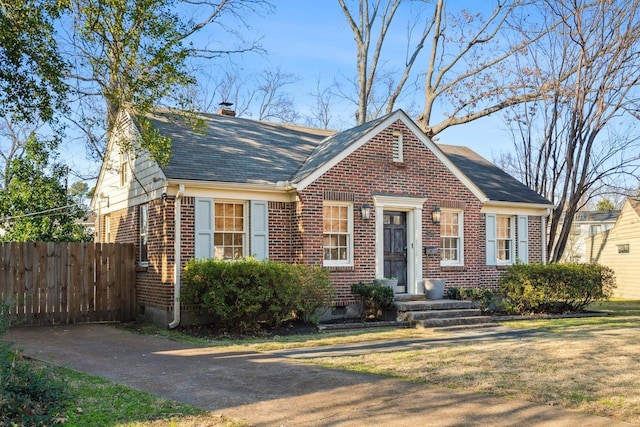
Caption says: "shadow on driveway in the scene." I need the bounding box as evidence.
[4,324,631,427]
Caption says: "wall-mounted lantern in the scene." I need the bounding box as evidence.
[361,203,372,221]
[431,206,441,224]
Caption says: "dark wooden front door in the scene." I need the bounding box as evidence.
[383,211,407,293]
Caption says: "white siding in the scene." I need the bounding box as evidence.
[93,111,167,214]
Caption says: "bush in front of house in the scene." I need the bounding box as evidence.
[498,262,616,314]
[444,287,495,313]
[181,258,335,331]
[0,307,69,426]
[350,282,395,320]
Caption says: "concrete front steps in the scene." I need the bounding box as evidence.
[394,294,499,331]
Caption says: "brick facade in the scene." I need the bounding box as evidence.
[99,119,548,323]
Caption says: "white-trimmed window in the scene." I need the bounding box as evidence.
[139,204,149,265]
[323,202,353,266]
[440,210,463,266]
[496,215,513,263]
[214,201,246,260]
[119,151,128,187]
[195,198,268,261]
[486,214,528,265]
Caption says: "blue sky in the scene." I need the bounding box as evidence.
[63,1,514,182]
[233,1,513,160]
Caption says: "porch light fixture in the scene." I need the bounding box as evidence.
[431,206,441,224]
[361,203,372,221]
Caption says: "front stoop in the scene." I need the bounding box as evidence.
[394,295,498,330]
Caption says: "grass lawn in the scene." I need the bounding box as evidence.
[302,299,640,424]
[51,367,246,427]
[52,299,640,425]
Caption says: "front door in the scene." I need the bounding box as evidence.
[383,211,407,293]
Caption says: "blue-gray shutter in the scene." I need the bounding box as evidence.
[250,200,269,261]
[517,215,529,263]
[195,197,214,259]
[486,213,497,265]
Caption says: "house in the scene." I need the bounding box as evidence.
[562,209,620,263]
[587,198,640,299]
[91,108,553,327]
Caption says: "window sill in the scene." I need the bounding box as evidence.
[440,265,465,272]
[325,265,355,272]
[136,264,149,272]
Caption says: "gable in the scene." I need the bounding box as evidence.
[293,110,487,202]
[91,110,167,213]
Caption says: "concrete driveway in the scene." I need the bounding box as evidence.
[4,324,632,426]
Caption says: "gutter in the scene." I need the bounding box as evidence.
[169,184,185,329]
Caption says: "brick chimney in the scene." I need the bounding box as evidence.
[217,101,236,117]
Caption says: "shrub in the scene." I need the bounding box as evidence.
[181,258,335,331]
[445,287,494,313]
[0,306,69,426]
[351,282,395,320]
[498,263,616,314]
[293,265,336,324]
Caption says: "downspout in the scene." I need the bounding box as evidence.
[542,207,551,264]
[169,184,185,329]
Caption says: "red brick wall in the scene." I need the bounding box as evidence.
[100,120,546,314]
[296,119,534,305]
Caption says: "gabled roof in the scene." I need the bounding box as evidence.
[574,210,621,223]
[147,110,335,185]
[143,109,550,207]
[291,113,392,184]
[627,198,640,217]
[438,144,551,206]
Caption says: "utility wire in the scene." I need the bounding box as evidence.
[0,202,88,223]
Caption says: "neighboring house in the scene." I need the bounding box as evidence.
[562,210,620,263]
[587,198,640,299]
[91,108,552,327]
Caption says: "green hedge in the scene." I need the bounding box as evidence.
[350,282,395,320]
[498,263,616,314]
[444,287,494,312]
[181,258,335,331]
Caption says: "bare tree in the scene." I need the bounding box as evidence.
[306,77,338,129]
[184,67,299,123]
[339,0,428,124]
[339,0,556,135]
[504,0,640,262]
[254,69,299,122]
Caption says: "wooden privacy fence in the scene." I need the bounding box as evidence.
[0,242,136,325]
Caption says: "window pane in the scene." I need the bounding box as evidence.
[213,202,245,260]
[323,203,352,263]
[440,211,461,264]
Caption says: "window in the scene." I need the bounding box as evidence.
[392,131,403,163]
[590,224,602,236]
[119,151,128,187]
[496,215,513,263]
[139,204,148,264]
[214,202,246,260]
[440,210,463,266]
[486,214,527,265]
[323,202,353,266]
[617,244,630,254]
